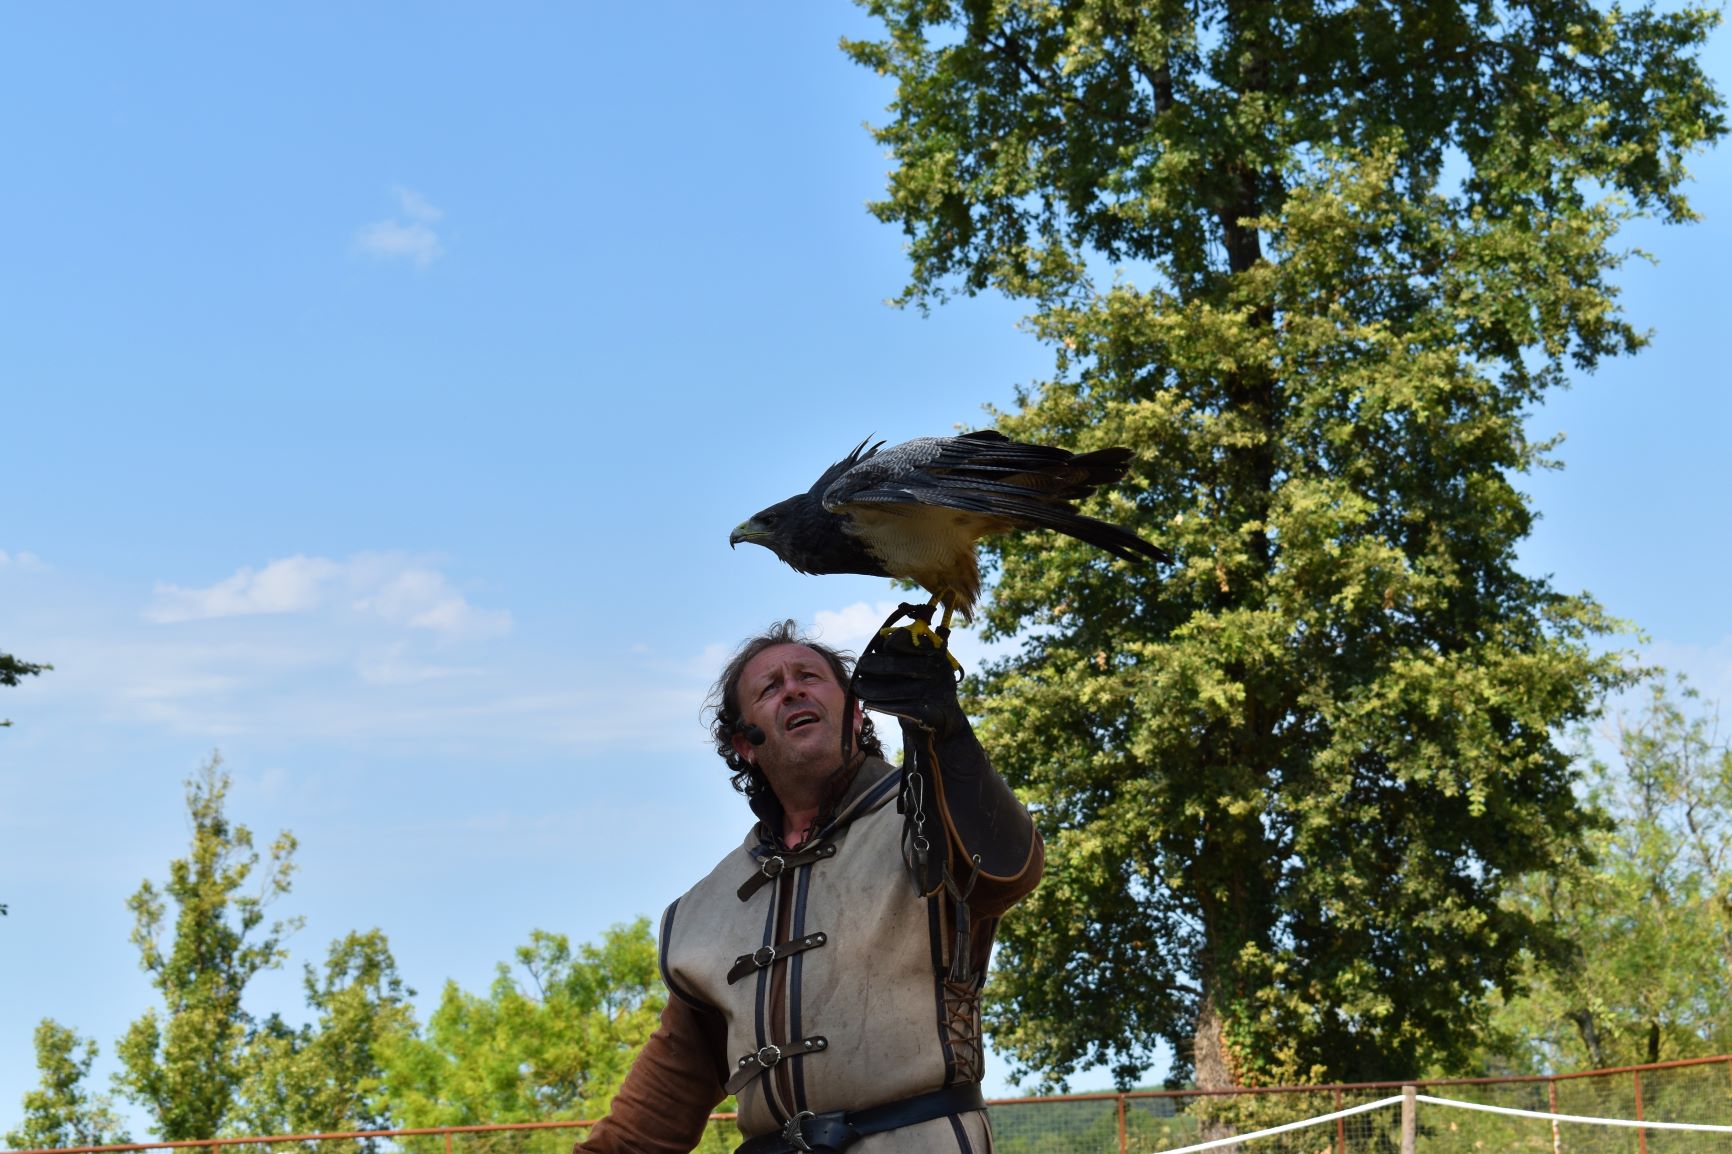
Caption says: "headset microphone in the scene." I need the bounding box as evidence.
[740,723,767,746]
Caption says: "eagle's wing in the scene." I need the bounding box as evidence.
[822,430,1161,564]
[805,435,886,497]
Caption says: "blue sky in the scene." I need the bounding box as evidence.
[1,2,1728,1129]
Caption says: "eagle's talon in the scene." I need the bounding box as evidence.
[880,618,944,648]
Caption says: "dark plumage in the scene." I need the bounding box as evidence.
[729,430,1168,622]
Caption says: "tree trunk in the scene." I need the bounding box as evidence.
[1193,987,1236,1091]
[1566,1009,1605,1068]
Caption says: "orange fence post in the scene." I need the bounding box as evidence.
[1548,1077,1561,1154]
[1633,1068,1648,1154]
[445,1130,453,1154]
[1117,1093,1128,1154]
[1334,1087,1346,1154]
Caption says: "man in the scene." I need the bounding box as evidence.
[577,618,1043,1153]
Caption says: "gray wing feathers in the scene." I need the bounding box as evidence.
[821,431,1161,563]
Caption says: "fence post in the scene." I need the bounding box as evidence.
[1400,1085,1416,1154]
[1633,1069,1648,1154]
[1548,1077,1560,1154]
[1334,1087,1346,1154]
[445,1130,453,1154]
[1118,1093,1127,1154]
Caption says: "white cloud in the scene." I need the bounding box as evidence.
[146,553,511,640]
[812,600,904,654]
[353,567,511,639]
[394,185,444,222]
[355,187,445,268]
[355,220,443,268]
[355,642,479,686]
[148,555,340,622]
[811,599,1018,675]
[5,563,754,757]
[0,550,47,571]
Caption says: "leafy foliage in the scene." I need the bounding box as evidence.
[1,650,49,729]
[3,1021,130,1151]
[6,756,673,1147]
[844,0,1723,1088]
[115,753,303,1139]
[1491,678,1732,1070]
[229,930,418,1147]
[382,924,664,1140]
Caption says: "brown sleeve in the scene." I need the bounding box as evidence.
[575,994,729,1153]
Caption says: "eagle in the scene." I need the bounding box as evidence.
[729,430,1168,633]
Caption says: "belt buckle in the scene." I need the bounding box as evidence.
[781,1109,816,1152]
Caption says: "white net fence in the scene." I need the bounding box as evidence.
[986,1056,1732,1154]
[1134,1089,1732,1154]
[11,1058,1730,1154]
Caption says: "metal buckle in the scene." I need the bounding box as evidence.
[753,945,778,968]
[781,1110,816,1152]
[761,855,786,878]
[754,1043,782,1069]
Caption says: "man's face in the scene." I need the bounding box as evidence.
[731,643,857,807]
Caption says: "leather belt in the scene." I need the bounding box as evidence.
[735,1083,986,1154]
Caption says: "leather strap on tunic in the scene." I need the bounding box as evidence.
[652,757,1039,1151]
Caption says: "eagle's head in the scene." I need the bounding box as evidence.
[729,493,889,579]
[729,495,810,564]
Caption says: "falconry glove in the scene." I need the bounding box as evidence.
[850,622,965,736]
[853,619,1034,886]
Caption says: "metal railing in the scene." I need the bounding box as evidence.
[11,1053,1731,1154]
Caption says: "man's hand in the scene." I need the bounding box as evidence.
[852,625,964,735]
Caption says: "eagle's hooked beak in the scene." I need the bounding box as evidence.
[730,518,770,550]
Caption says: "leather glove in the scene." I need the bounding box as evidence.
[850,625,965,736]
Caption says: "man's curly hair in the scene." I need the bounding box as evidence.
[706,619,884,799]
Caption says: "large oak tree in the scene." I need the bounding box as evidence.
[845,0,1724,1087]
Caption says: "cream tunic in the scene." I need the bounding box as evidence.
[660,758,1014,1152]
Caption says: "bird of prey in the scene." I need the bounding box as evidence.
[729,430,1168,633]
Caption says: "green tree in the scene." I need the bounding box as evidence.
[1,650,49,731]
[230,930,418,1146]
[0,650,45,916]
[5,1020,131,1150]
[116,753,301,1138]
[1491,678,1732,1070]
[383,923,663,1149]
[843,0,1723,1088]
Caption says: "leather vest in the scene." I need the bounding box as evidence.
[660,758,993,1152]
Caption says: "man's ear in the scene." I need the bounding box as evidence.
[731,732,756,763]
